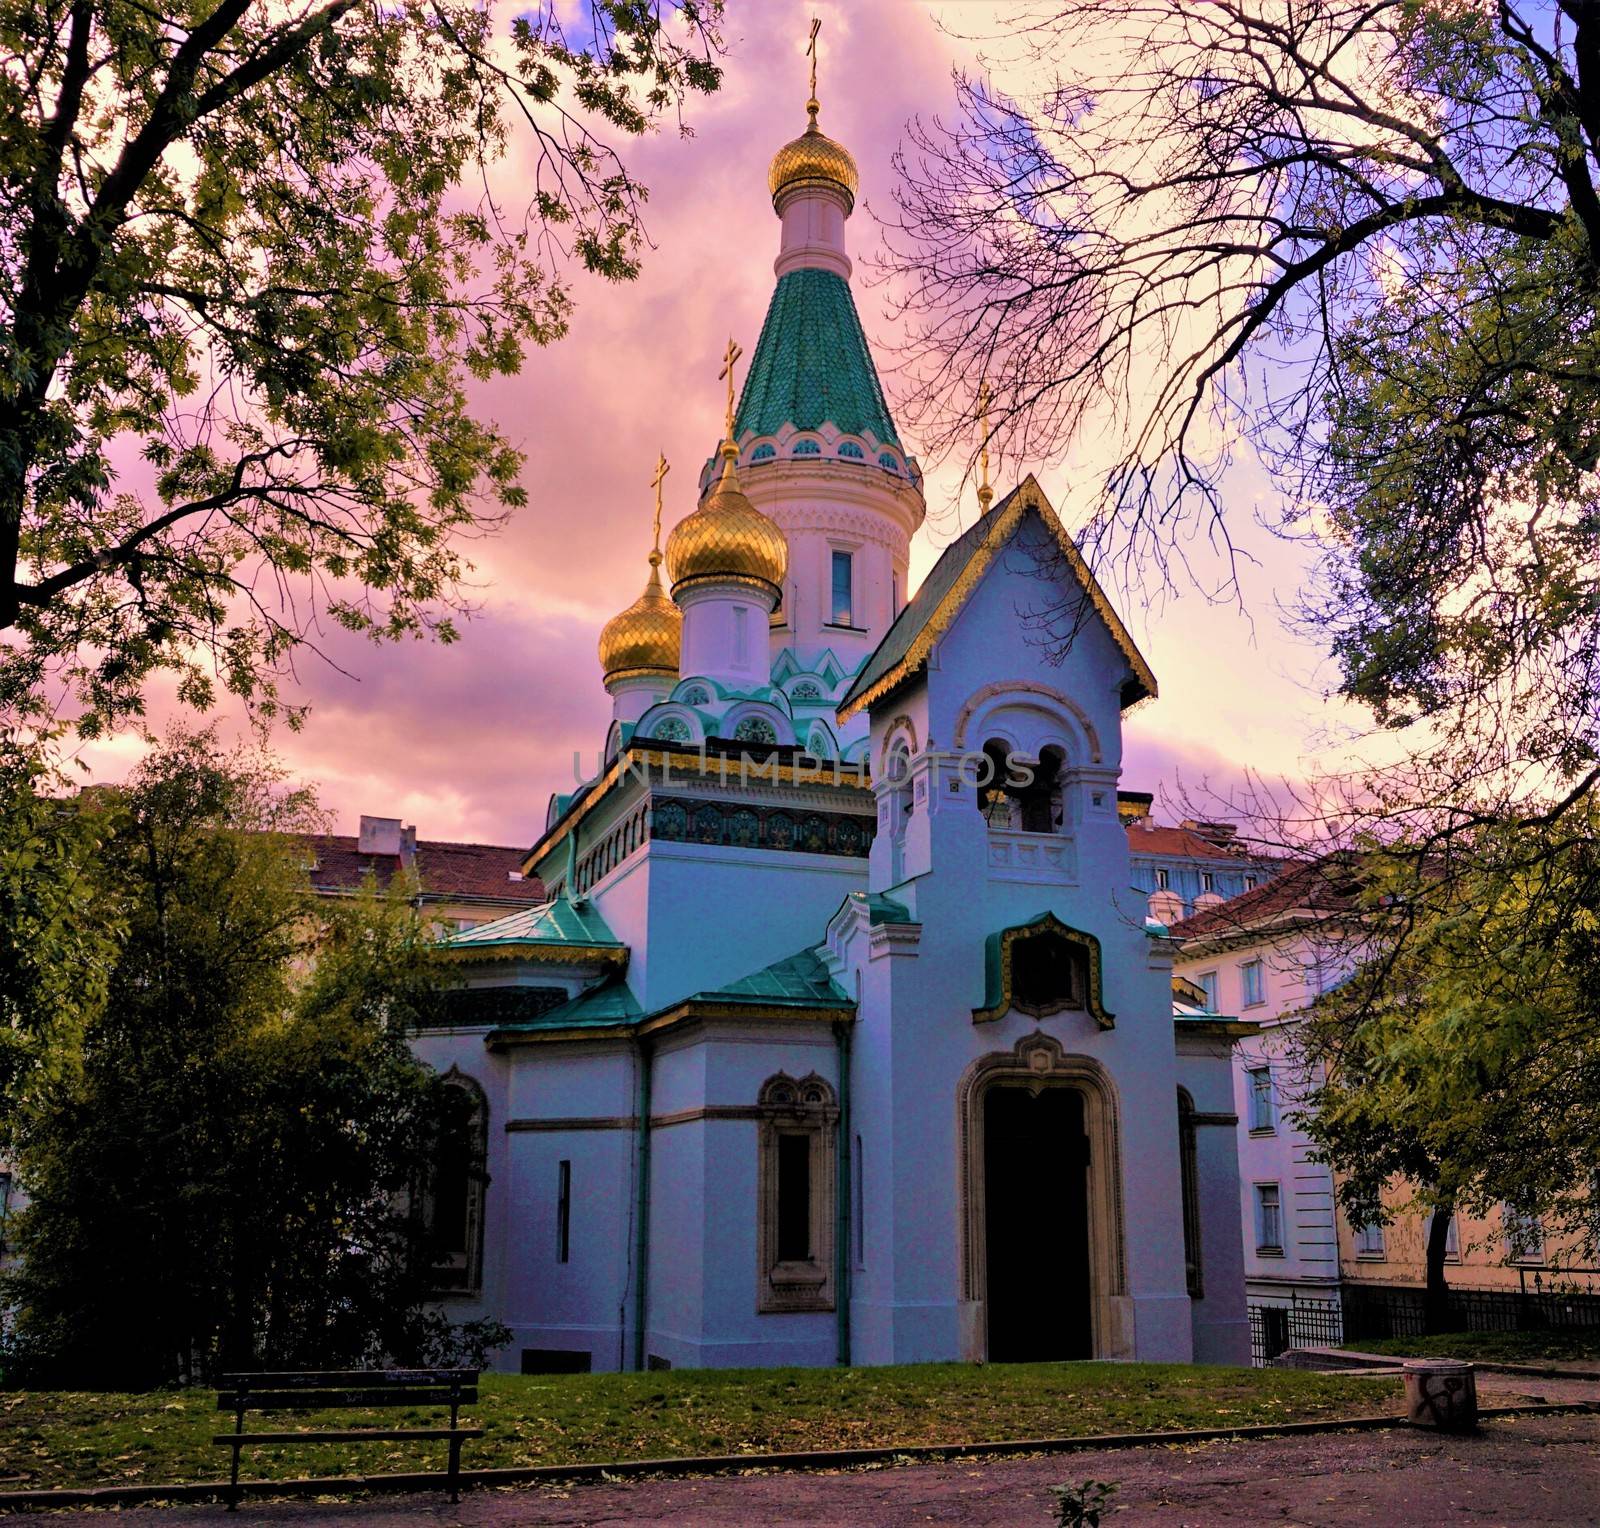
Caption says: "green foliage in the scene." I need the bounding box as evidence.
[0,742,121,1146]
[1,731,481,1387]
[0,0,724,735]
[1295,811,1600,1267]
[1052,1480,1117,1527]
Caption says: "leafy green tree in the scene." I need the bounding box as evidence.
[2,732,480,1386]
[1294,817,1600,1323]
[884,0,1600,812]
[0,741,121,1149]
[0,0,725,735]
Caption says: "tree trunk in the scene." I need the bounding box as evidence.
[1425,1204,1454,1335]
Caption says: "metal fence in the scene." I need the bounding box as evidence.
[1247,1291,1344,1366]
[1342,1272,1600,1346]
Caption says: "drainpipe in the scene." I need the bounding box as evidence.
[834,1019,853,1368]
[631,1036,653,1371]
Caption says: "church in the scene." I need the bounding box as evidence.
[410,62,1252,1375]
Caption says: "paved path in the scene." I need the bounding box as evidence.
[40,1409,1600,1527]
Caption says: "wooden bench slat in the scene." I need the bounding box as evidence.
[217,1387,477,1411]
[212,1428,484,1446]
[219,1369,474,1387]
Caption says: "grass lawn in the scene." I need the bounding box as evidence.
[0,1363,1401,1494]
[1355,1329,1600,1364]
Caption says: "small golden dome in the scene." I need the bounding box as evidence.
[598,553,682,683]
[666,445,788,598]
[769,105,858,212]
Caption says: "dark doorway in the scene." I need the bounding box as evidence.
[983,1086,1093,1361]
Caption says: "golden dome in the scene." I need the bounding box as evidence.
[666,445,788,598]
[598,552,682,683]
[769,105,858,212]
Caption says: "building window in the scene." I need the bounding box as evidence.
[1247,1066,1276,1133]
[1254,1183,1283,1253]
[651,715,692,743]
[1201,871,1215,893]
[1432,1208,1460,1262]
[1244,874,1258,890]
[830,550,853,626]
[1355,1219,1386,1259]
[733,605,748,665]
[1504,1205,1545,1264]
[891,571,899,617]
[733,715,777,745]
[1196,970,1218,1012]
[557,1159,571,1264]
[757,1073,838,1313]
[1177,1091,1203,1298]
[680,685,710,706]
[420,1072,489,1294]
[1241,959,1265,1007]
[838,440,865,459]
[1155,867,1170,890]
[853,1135,865,1269]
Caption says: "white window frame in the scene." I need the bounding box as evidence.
[1196,970,1218,1012]
[1254,1182,1284,1254]
[827,545,856,629]
[1247,1066,1276,1133]
[1354,1218,1386,1259]
[1241,959,1266,1007]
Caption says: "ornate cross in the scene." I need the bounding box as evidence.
[719,336,744,440]
[807,16,821,110]
[977,379,994,513]
[649,451,669,552]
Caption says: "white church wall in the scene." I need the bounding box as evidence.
[647,1023,841,1369]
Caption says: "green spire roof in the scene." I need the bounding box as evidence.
[735,268,901,448]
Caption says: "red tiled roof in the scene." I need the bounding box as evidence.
[1170,855,1363,942]
[306,835,545,906]
[1124,822,1265,861]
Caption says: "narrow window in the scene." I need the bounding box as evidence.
[1432,1208,1460,1261]
[1355,1218,1386,1258]
[1241,959,1265,1006]
[1201,871,1215,893]
[1504,1205,1544,1263]
[777,1134,812,1260]
[1247,1066,1276,1133]
[1244,874,1258,890]
[853,1135,865,1268]
[733,605,748,665]
[1155,866,1170,890]
[557,1159,571,1264]
[1196,970,1218,1012]
[830,550,853,625]
[1255,1183,1283,1252]
[891,572,899,618]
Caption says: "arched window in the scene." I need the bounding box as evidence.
[1177,1089,1203,1299]
[422,1073,488,1295]
[979,740,1065,833]
[793,439,822,456]
[751,442,777,460]
[878,452,900,473]
[838,440,865,459]
[790,680,823,701]
[679,684,711,707]
[757,1073,838,1313]
[733,715,778,744]
[651,715,692,743]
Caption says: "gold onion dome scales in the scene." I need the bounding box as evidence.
[768,104,858,211]
[666,440,788,598]
[599,453,683,681]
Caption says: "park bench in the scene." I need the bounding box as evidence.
[214,1368,482,1509]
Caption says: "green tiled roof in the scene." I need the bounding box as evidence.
[694,945,853,1008]
[736,269,900,448]
[841,488,1016,711]
[491,976,643,1036]
[443,894,623,951]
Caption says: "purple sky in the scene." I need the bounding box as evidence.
[75,1,1363,850]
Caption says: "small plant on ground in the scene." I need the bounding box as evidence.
[1051,1478,1117,1526]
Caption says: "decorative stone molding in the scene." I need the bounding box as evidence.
[756,1072,838,1314]
[956,1035,1126,1357]
[951,680,1103,764]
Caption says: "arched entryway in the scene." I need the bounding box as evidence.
[983,1084,1093,1359]
[958,1034,1127,1361]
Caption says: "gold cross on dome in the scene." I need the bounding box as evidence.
[649,451,669,552]
[977,379,994,514]
[807,17,821,112]
[719,337,744,440]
